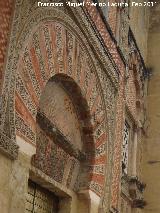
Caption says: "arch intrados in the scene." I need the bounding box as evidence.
[37,73,95,161]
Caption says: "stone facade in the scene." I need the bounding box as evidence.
[142,3,160,213]
[0,0,158,213]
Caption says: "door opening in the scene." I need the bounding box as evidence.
[26,180,59,213]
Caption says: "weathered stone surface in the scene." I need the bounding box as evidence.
[0,0,151,213]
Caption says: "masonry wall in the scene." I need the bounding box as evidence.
[142,6,160,212]
[129,0,150,62]
[0,154,12,213]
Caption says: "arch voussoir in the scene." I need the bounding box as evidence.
[15,20,108,198]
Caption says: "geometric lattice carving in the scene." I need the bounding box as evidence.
[0,130,19,159]
[122,121,130,175]
[26,180,59,213]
